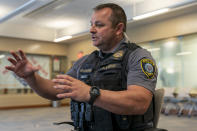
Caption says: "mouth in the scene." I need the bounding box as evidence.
[91,36,97,41]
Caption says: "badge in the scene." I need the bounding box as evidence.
[113,50,123,60]
[140,58,156,79]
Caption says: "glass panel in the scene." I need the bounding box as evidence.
[139,33,197,97]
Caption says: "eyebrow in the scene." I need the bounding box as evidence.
[90,20,103,24]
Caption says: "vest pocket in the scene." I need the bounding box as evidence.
[93,70,122,91]
[115,115,131,129]
[93,107,114,131]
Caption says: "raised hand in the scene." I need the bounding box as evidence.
[52,75,91,102]
[5,50,38,79]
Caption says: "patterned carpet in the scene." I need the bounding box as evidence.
[0,106,196,131]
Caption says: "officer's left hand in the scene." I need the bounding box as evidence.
[52,75,91,102]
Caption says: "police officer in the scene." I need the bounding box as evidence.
[6,3,158,131]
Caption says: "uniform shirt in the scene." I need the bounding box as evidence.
[67,39,157,93]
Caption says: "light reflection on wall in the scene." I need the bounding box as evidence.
[29,44,40,51]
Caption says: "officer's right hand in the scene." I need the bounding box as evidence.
[5,50,39,79]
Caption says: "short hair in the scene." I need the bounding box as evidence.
[93,3,127,32]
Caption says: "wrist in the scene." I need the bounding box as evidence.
[24,72,36,81]
[88,86,100,105]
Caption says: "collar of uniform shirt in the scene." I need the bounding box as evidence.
[98,37,129,58]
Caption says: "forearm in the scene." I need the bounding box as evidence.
[94,86,152,115]
[25,73,62,100]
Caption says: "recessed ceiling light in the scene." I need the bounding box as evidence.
[54,35,72,42]
[133,8,170,20]
[176,51,192,56]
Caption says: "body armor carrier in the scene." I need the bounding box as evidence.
[70,42,154,131]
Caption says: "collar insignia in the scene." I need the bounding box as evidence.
[113,50,124,59]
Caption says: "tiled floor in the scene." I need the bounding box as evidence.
[158,113,197,131]
[0,106,197,131]
[0,106,72,131]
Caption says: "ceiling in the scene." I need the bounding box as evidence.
[0,0,197,43]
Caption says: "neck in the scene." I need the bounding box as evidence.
[102,36,124,53]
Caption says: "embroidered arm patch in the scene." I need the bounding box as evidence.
[140,58,156,79]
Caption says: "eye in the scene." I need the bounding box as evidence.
[90,21,105,28]
[95,23,104,27]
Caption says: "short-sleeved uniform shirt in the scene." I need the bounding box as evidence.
[67,39,157,93]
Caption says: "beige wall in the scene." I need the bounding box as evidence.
[66,38,97,70]
[127,12,197,43]
[0,37,68,56]
[0,94,70,109]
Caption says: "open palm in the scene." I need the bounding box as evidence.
[5,50,38,79]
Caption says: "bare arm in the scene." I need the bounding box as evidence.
[94,85,153,115]
[25,73,62,100]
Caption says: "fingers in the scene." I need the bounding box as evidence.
[10,50,27,62]
[53,78,73,99]
[5,66,15,71]
[19,50,27,60]
[52,78,72,86]
[56,93,72,99]
[54,84,72,92]
[56,75,74,82]
[10,51,21,61]
[7,57,17,65]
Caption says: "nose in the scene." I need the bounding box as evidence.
[90,25,96,34]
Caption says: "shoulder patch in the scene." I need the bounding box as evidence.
[140,58,156,79]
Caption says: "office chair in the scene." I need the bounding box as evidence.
[146,88,168,131]
[163,95,181,116]
[153,88,165,128]
[178,92,197,117]
[187,91,197,117]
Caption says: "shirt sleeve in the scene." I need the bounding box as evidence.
[66,55,89,79]
[127,48,158,93]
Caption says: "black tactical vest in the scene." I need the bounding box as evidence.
[70,42,154,131]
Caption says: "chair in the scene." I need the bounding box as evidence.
[153,88,165,128]
[163,90,183,116]
[146,88,168,131]
[178,93,197,117]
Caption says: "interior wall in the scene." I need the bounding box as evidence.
[0,94,70,109]
[66,38,97,70]
[127,12,197,43]
[0,37,68,56]
[66,11,197,70]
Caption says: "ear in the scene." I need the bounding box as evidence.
[115,23,124,36]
